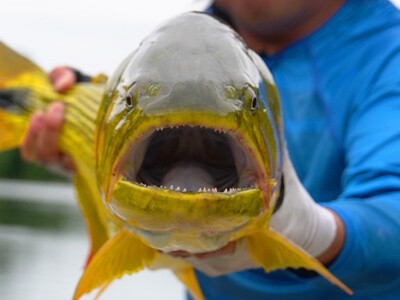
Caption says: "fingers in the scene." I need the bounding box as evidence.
[21,110,46,162]
[20,66,77,173]
[173,240,258,276]
[168,241,236,259]
[60,154,76,171]
[36,102,65,163]
[193,241,236,259]
[20,102,75,171]
[49,66,76,92]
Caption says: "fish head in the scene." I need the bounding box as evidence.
[95,12,284,253]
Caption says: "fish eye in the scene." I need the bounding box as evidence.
[251,96,258,109]
[124,83,138,108]
[243,84,258,111]
[126,95,133,107]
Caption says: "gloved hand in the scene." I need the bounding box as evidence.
[181,149,339,277]
[270,149,338,258]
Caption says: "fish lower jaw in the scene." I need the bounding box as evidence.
[134,182,254,194]
[134,227,233,254]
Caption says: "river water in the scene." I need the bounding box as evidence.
[0,180,184,300]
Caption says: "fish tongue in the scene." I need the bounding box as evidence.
[161,163,214,192]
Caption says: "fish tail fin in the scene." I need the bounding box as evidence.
[247,229,353,295]
[173,267,204,300]
[0,42,56,152]
[0,41,51,91]
[73,230,157,300]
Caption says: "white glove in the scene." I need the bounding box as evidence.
[270,149,337,257]
[183,238,259,276]
[184,149,337,277]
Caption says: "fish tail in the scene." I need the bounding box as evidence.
[0,41,56,152]
[247,229,353,295]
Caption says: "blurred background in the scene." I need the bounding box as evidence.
[1,0,400,299]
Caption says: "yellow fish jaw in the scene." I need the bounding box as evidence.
[110,180,264,252]
[102,110,279,203]
[100,111,278,252]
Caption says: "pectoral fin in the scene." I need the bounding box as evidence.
[247,229,352,295]
[73,230,157,300]
[173,267,204,300]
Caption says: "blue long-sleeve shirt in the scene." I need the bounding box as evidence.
[196,1,400,298]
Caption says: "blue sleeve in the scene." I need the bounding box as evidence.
[324,50,400,293]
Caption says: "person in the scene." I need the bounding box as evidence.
[20,0,400,298]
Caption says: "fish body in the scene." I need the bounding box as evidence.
[0,12,351,299]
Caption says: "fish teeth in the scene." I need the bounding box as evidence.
[227,188,237,193]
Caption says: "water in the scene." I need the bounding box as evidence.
[0,181,184,300]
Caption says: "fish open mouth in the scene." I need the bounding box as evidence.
[120,126,260,193]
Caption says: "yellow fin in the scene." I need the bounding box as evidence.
[173,267,204,300]
[0,42,56,152]
[247,229,353,295]
[0,42,45,87]
[74,172,109,259]
[73,230,157,299]
[0,109,27,151]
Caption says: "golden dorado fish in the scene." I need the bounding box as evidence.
[0,12,352,299]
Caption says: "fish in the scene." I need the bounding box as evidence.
[0,12,352,299]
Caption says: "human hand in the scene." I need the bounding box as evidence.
[270,149,343,263]
[48,66,78,92]
[169,149,343,276]
[20,67,77,173]
[169,239,258,277]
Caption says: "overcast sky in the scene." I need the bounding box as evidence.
[1,0,210,74]
[2,0,400,75]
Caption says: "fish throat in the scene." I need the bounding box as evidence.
[122,126,258,194]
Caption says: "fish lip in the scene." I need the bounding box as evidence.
[109,179,264,239]
[112,123,266,196]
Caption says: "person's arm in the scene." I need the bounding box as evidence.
[319,76,400,291]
